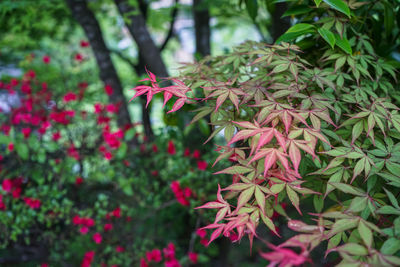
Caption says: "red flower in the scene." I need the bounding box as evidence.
[151,170,159,176]
[21,128,31,139]
[140,259,149,267]
[105,103,118,113]
[112,207,121,218]
[184,148,190,157]
[10,78,19,86]
[63,92,77,103]
[41,263,49,267]
[12,187,21,198]
[200,238,208,247]
[7,143,14,152]
[92,232,102,244]
[73,215,82,225]
[52,132,61,141]
[146,249,162,263]
[196,228,207,238]
[75,53,83,62]
[104,151,112,160]
[188,252,198,264]
[167,141,176,155]
[197,160,208,171]
[2,179,13,192]
[152,144,158,153]
[80,40,90,47]
[104,223,113,231]
[75,177,83,186]
[163,243,176,260]
[79,226,89,235]
[104,85,113,96]
[183,187,193,198]
[81,251,95,267]
[116,246,125,253]
[43,55,51,64]
[23,197,41,209]
[21,83,32,94]
[192,149,201,159]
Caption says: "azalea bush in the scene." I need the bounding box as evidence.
[0,46,233,266]
[132,0,400,265]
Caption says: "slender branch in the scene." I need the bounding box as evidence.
[110,48,139,72]
[160,0,179,52]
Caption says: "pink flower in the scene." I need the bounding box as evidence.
[79,226,89,235]
[197,160,208,171]
[112,207,121,218]
[104,85,113,96]
[192,150,201,159]
[80,40,90,47]
[22,128,31,139]
[41,263,49,267]
[163,243,176,260]
[23,197,41,209]
[2,179,13,192]
[116,245,125,253]
[140,259,149,267]
[75,53,83,62]
[104,223,113,231]
[92,232,102,244]
[81,251,95,267]
[73,215,82,225]
[63,92,77,103]
[152,144,158,153]
[7,143,14,152]
[188,252,198,264]
[21,83,32,94]
[200,238,208,247]
[146,249,162,263]
[104,151,112,160]
[183,148,190,157]
[167,141,176,155]
[105,103,118,113]
[43,55,51,64]
[196,228,207,238]
[94,103,102,113]
[52,132,61,141]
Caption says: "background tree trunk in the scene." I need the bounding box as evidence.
[114,0,172,139]
[66,0,131,128]
[193,0,211,58]
[271,2,290,42]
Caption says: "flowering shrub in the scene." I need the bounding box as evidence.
[0,45,230,266]
[133,12,400,265]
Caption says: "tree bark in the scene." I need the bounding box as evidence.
[271,3,291,42]
[114,0,172,139]
[66,0,131,128]
[193,0,211,57]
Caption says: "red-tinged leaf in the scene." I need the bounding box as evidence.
[276,150,290,171]
[167,98,186,113]
[163,91,173,108]
[233,121,258,129]
[214,165,253,175]
[262,150,277,176]
[229,91,240,112]
[146,89,154,108]
[282,111,293,134]
[214,207,229,223]
[289,110,310,128]
[216,184,225,203]
[334,243,368,256]
[255,186,266,214]
[129,86,151,102]
[215,92,229,111]
[254,130,274,154]
[329,182,365,196]
[289,142,301,173]
[212,150,233,167]
[294,141,316,158]
[287,220,322,233]
[286,185,302,215]
[260,213,280,236]
[274,129,287,152]
[224,183,252,191]
[228,129,259,145]
[145,67,157,82]
[208,225,225,245]
[195,201,227,209]
[236,186,255,210]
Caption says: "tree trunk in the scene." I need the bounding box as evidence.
[193,0,211,58]
[114,0,171,139]
[271,3,291,42]
[66,0,131,128]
